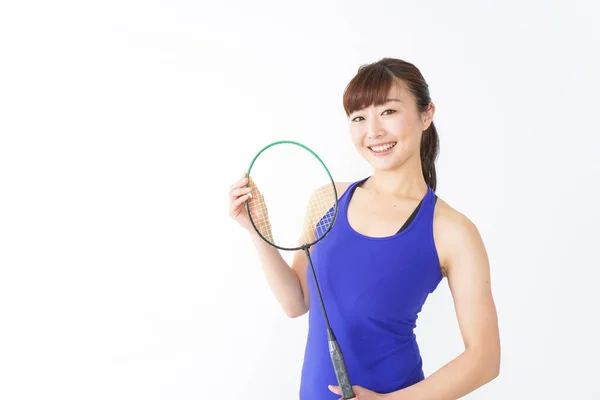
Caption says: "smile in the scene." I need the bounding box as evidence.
[368,142,397,154]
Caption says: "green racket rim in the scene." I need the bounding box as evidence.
[245,140,339,251]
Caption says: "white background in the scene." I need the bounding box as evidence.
[1,1,599,399]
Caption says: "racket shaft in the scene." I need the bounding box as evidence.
[329,339,354,399]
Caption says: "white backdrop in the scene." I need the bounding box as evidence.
[1,1,599,399]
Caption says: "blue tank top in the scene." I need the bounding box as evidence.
[299,176,443,399]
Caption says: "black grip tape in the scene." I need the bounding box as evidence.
[329,340,354,399]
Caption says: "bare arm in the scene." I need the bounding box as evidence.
[248,230,309,318]
[248,182,347,318]
[389,211,501,400]
[230,173,309,318]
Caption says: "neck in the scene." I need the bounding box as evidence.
[363,162,427,199]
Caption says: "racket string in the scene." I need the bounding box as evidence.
[248,179,337,248]
[247,178,274,243]
[304,187,337,245]
[245,142,337,250]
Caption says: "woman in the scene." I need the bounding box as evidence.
[229,58,500,399]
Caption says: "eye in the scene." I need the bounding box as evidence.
[351,109,395,122]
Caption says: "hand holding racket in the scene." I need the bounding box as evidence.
[229,173,271,238]
[240,140,355,399]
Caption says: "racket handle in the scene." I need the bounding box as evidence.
[328,337,354,399]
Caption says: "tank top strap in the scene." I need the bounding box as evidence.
[338,176,370,207]
[418,184,437,230]
[338,177,436,237]
[338,176,369,210]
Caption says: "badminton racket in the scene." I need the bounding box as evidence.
[245,140,354,399]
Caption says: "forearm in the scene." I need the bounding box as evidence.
[388,346,500,400]
[249,231,306,317]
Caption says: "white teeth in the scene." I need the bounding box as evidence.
[370,142,396,152]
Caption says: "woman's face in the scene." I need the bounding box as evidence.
[348,83,433,172]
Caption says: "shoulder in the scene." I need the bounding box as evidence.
[308,182,353,202]
[311,182,353,200]
[305,182,353,221]
[334,182,353,199]
[433,196,487,277]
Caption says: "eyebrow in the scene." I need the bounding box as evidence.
[350,98,403,116]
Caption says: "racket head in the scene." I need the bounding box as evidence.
[244,140,338,251]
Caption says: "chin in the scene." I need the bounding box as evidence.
[371,161,402,172]
[362,156,401,171]
[361,149,403,170]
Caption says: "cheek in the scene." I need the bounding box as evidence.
[349,129,363,147]
[387,116,414,136]
[388,118,422,146]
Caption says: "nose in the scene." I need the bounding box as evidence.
[366,117,384,139]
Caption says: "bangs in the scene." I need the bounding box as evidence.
[343,64,402,116]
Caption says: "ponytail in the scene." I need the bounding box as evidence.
[420,121,439,191]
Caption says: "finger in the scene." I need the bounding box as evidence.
[230,186,252,199]
[231,179,249,190]
[230,192,252,212]
[230,175,249,189]
[230,193,252,216]
[328,385,341,395]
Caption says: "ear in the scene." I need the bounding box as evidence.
[422,102,436,131]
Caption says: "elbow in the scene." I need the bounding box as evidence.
[492,355,501,380]
[482,346,501,383]
[485,358,500,383]
[469,342,501,384]
[283,303,308,318]
[283,289,309,318]
[488,341,501,381]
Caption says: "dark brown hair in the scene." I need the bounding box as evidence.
[343,58,439,191]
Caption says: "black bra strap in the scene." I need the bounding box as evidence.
[396,194,438,234]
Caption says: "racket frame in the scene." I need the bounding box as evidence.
[244,140,354,399]
[245,140,339,252]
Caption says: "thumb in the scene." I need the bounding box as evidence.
[352,385,366,394]
[328,384,364,398]
[328,385,341,395]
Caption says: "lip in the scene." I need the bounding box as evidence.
[367,141,397,148]
[368,141,397,156]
